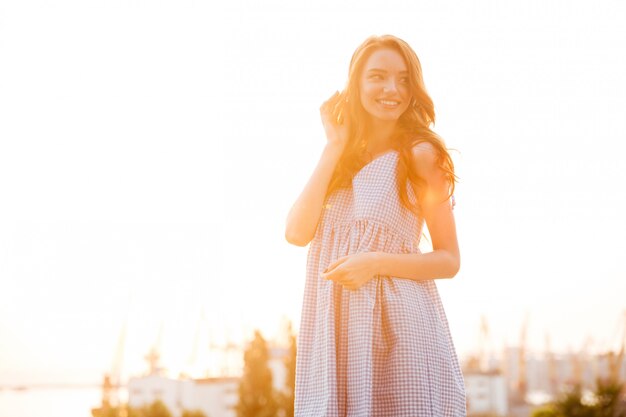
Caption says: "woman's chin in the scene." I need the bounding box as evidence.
[370,113,402,123]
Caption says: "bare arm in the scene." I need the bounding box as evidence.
[285,92,349,247]
[285,144,343,246]
[374,141,459,279]
[322,142,460,288]
[371,202,459,280]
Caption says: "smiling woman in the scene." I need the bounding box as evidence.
[285,34,465,417]
[358,49,412,123]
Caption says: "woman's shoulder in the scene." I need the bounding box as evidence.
[409,140,439,178]
[406,139,455,205]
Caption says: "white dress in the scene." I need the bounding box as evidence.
[295,150,466,416]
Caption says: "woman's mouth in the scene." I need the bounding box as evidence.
[377,99,400,108]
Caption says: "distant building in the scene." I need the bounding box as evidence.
[128,374,239,417]
[128,345,290,417]
[464,370,508,417]
[268,346,288,390]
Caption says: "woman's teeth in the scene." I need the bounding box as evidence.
[378,100,399,106]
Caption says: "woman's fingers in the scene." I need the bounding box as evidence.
[322,257,358,289]
[319,93,336,113]
[321,261,346,282]
[332,92,346,123]
[322,91,340,106]
[321,267,340,280]
[321,91,345,122]
[324,256,349,274]
[323,269,360,290]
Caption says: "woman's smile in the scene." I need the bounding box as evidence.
[376,98,402,108]
[359,48,412,123]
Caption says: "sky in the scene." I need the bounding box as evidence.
[1,0,625,387]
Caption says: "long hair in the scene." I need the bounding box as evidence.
[326,35,457,214]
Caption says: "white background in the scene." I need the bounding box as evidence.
[1,0,625,387]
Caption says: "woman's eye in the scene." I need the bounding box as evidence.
[400,77,409,83]
[369,74,383,80]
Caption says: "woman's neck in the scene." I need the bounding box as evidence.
[365,118,397,155]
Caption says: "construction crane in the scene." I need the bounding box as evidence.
[183,308,207,378]
[517,314,528,401]
[92,314,128,417]
[478,315,490,371]
[145,321,165,376]
[463,315,492,372]
[571,335,594,388]
[608,310,626,383]
[111,319,127,401]
[545,333,557,396]
[221,324,241,377]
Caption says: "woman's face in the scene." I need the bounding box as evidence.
[358,48,412,123]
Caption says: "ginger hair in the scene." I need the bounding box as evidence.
[326,34,456,213]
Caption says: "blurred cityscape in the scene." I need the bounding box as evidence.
[2,313,624,417]
[82,312,626,417]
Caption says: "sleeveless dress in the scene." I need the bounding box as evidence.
[294,150,467,417]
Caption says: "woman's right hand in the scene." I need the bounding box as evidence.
[286,91,350,247]
[320,91,350,153]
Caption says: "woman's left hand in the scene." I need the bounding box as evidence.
[321,252,379,290]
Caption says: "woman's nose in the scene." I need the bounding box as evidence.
[382,79,398,93]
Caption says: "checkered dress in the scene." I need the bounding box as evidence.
[295,150,466,416]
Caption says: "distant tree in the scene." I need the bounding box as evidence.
[594,380,626,417]
[555,386,595,417]
[94,401,175,417]
[530,409,558,417]
[236,330,279,417]
[92,404,139,417]
[531,380,625,417]
[277,325,296,417]
[136,400,173,417]
[91,405,116,417]
[181,410,208,417]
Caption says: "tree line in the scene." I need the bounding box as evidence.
[93,327,296,417]
[531,379,625,417]
[236,328,296,417]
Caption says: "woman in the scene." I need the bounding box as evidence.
[285,35,466,416]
